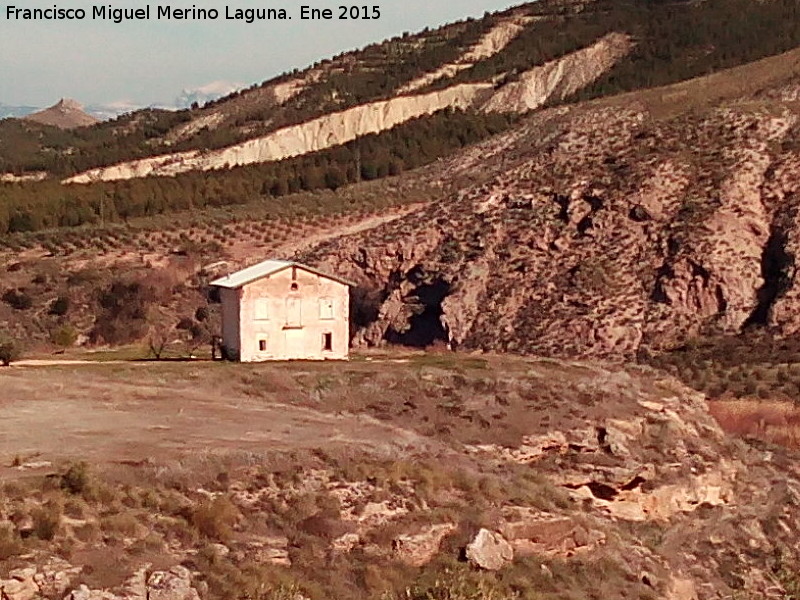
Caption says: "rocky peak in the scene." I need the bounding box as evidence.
[54,98,84,112]
[24,98,98,129]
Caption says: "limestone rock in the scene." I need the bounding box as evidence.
[482,33,633,114]
[118,565,149,600]
[235,536,291,566]
[32,558,81,598]
[499,508,604,558]
[64,584,118,600]
[393,523,457,567]
[465,529,514,571]
[332,532,361,554]
[64,85,491,184]
[0,568,38,600]
[146,567,199,600]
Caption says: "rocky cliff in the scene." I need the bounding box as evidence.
[301,55,800,359]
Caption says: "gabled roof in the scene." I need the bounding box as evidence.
[210,259,355,289]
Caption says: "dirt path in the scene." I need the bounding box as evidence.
[11,359,109,367]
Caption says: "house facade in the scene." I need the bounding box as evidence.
[210,260,351,362]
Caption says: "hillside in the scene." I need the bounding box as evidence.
[2,355,800,599]
[7,4,800,597]
[2,0,800,184]
[299,45,800,360]
[5,46,800,363]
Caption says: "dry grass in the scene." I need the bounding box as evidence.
[708,399,800,449]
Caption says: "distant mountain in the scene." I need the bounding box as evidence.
[174,80,243,109]
[0,103,38,119]
[84,101,144,121]
[24,98,99,129]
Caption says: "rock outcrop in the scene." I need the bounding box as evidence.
[4,359,800,598]
[0,562,202,600]
[303,92,800,358]
[393,523,457,567]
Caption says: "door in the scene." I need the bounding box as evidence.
[284,328,305,359]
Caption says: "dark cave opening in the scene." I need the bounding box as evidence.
[385,270,451,348]
[744,229,792,328]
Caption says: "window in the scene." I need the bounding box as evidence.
[320,297,334,320]
[290,283,299,291]
[258,339,267,352]
[322,333,333,351]
[286,297,302,327]
[255,298,269,320]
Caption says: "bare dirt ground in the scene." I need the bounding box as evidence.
[0,352,663,483]
[0,360,445,480]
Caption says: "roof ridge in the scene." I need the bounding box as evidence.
[210,258,354,288]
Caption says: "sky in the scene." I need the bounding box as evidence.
[0,0,522,108]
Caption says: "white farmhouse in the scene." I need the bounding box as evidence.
[210,259,352,362]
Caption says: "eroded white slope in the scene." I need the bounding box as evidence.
[165,70,323,144]
[397,16,535,94]
[482,32,633,113]
[63,33,632,185]
[65,84,492,184]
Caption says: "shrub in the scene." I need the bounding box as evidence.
[191,496,239,542]
[176,316,195,331]
[0,336,20,366]
[101,513,141,538]
[49,295,71,316]
[0,524,22,560]
[90,278,157,344]
[2,289,33,310]
[51,324,78,348]
[32,503,62,540]
[61,461,92,495]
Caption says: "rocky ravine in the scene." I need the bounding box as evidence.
[301,82,800,359]
[63,32,631,184]
[2,359,800,599]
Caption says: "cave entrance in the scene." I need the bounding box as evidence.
[744,229,791,328]
[385,270,451,348]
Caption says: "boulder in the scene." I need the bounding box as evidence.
[234,536,291,566]
[117,565,148,600]
[465,529,513,571]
